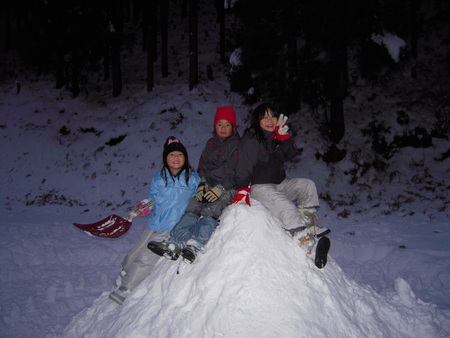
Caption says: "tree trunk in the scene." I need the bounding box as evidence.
[147,27,155,91]
[283,1,299,113]
[55,51,65,89]
[71,51,80,98]
[189,0,198,90]
[4,1,12,51]
[328,0,347,143]
[111,0,123,97]
[409,0,419,79]
[147,0,158,91]
[181,0,187,19]
[142,1,148,51]
[216,0,226,63]
[112,34,122,97]
[133,0,141,23]
[161,0,169,77]
[103,40,110,81]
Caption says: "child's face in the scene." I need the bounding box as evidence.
[166,151,185,175]
[215,119,234,138]
[259,109,278,132]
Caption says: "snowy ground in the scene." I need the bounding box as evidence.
[1,1,449,337]
[1,68,449,337]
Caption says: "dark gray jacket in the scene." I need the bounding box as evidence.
[234,130,300,190]
[197,132,240,190]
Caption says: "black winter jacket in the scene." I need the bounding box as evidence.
[234,129,300,190]
[197,132,240,190]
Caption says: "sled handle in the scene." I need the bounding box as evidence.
[126,200,156,221]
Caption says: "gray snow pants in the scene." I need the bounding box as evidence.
[120,228,169,291]
[251,178,320,230]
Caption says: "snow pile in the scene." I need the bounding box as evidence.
[62,201,446,337]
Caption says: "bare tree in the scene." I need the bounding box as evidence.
[215,0,226,63]
[189,0,198,90]
[110,0,123,97]
[4,1,12,52]
[161,0,169,77]
[146,0,158,91]
[328,0,348,143]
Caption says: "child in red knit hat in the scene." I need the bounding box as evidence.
[148,106,240,263]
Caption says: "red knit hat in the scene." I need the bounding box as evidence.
[214,106,237,130]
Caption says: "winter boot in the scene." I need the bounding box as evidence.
[181,246,196,264]
[298,232,317,255]
[300,210,330,237]
[147,241,181,260]
[115,269,126,287]
[285,226,307,239]
[314,236,331,269]
[109,286,131,305]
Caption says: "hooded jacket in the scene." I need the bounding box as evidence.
[146,168,200,232]
[234,129,300,190]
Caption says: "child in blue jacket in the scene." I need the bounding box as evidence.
[148,106,239,263]
[109,136,200,305]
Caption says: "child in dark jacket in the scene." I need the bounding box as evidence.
[231,103,330,268]
[148,106,239,263]
[109,136,200,305]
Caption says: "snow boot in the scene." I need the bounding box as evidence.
[109,286,130,305]
[147,241,181,260]
[300,210,330,237]
[298,232,317,255]
[287,225,329,239]
[314,236,330,269]
[115,269,126,287]
[181,246,196,264]
[286,226,307,238]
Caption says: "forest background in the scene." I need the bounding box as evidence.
[2,0,449,155]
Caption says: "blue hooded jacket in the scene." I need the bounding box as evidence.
[146,168,200,232]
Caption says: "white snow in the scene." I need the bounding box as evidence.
[1,1,449,337]
[61,202,447,337]
[371,33,406,62]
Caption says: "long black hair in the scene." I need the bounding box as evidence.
[244,103,279,147]
[160,136,193,186]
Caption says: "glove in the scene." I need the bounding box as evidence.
[137,199,152,216]
[231,188,251,206]
[273,114,290,140]
[203,186,224,203]
[196,182,208,202]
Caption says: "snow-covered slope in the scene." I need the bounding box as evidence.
[0,0,449,336]
[61,201,447,337]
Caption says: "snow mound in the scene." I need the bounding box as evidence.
[61,201,447,337]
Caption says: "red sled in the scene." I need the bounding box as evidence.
[73,200,155,238]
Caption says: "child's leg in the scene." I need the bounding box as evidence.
[185,196,203,215]
[200,189,235,219]
[121,230,169,291]
[277,178,329,236]
[191,216,219,247]
[276,178,319,208]
[169,212,198,246]
[252,183,304,230]
[122,228,157,271]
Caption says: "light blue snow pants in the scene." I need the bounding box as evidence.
[251,178,320,230]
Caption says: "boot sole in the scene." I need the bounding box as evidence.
[315,236,330,269]
[147,242,179,260]
[181,248,196,264]
[315,229,331,238]
[109,292,126,305]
